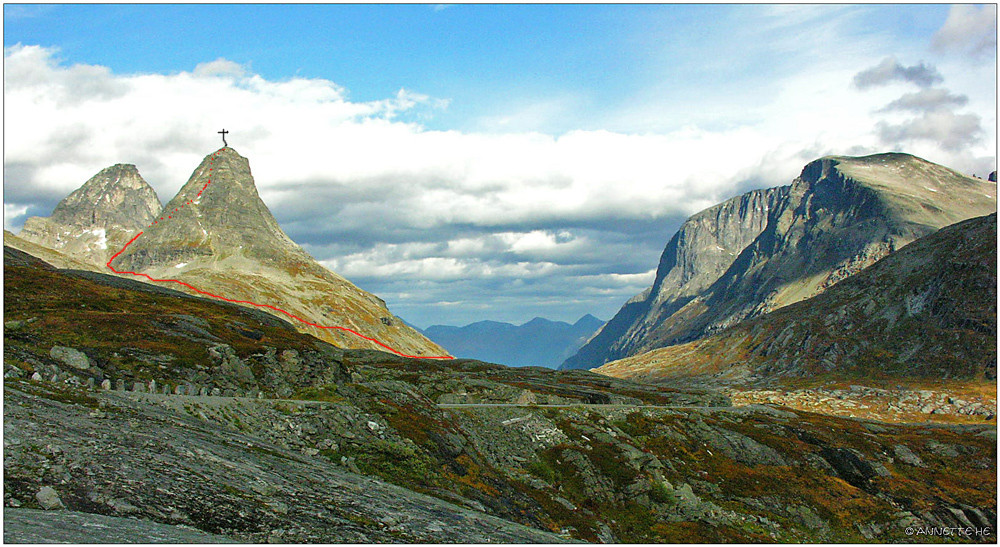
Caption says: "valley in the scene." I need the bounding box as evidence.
[4,148,996,544]
[4,232,996,543]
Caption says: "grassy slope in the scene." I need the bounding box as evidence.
[3,245,336,387]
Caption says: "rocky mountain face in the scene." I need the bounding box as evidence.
[4,245,995,543]
[563,153,997,370]
[596,213,998,386]
[18,164,162,267]
[562,187,786,370]
[423,314,604,368]
[109,147,447,357]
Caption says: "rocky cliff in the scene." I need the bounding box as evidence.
[596,213,997,384]
[563,153,997,370]
[111,147,447,357]
[562,187,786,369]
[18,164,162,267]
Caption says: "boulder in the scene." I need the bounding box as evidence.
[892,444,926,467]
[35,487,64,510]
[49,346,90,370]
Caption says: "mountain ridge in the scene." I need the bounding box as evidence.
[595,212,998,384]
[562,152,996,370]
[424,314,604,367]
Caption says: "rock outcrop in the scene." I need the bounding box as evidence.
[563,153,997,370]
[596,213,998,384]
[19,164,161,267]
[110,147,447,357]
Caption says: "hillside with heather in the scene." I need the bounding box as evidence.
[596,213,997,386]
[5,242,995,542]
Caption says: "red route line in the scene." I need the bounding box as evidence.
[106,148,453,361]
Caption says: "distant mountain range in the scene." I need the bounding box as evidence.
[422,315,604,368]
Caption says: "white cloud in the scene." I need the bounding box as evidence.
[3,46,813,238]
[932,4,997,56]
[877,109,983,152]
[4,203,29,230]
[853,57,943,89]
[193,58,247,79]
[2,37,995,326]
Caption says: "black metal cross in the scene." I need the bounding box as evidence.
[218,129,229,147]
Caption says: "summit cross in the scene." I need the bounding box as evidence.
[218,129,229,147]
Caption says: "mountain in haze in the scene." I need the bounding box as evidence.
[18,164,162,267]
[423,314,604,368]
[27,147,446,357]
[562,152,997,370]
[596,213,997,384]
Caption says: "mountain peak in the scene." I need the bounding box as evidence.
[185,147,264,204]
[109,148,446,357]
[563,152,996,370]
[574,314,604,328]
[113,147,309,272]
[522,317,557,327]
[18,162,161,267]
[48,163,161,231]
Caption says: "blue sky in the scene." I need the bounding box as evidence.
[3,3,956,132]
[3,3,997,328]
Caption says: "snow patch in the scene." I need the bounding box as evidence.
[175,262,188,269]
[923,186,938,193]
[92,228,107,250]
[79,228,108,250]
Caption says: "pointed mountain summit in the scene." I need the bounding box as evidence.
[19,163,161,267]
[115,147,318,273]
[112,147,448,357]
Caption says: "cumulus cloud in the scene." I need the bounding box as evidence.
[193,58,247,79]
[854,54,987,155]
[877,110,982,152]
[932,4,997,56]
[4,203,29,230]
[879,88,968,113]
[5,44,763,324]
[3,42,994,325]
[853,57,943,89]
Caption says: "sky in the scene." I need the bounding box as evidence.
[3,3,997,328]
